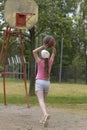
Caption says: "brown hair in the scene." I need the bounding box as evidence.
[44,58,49,79]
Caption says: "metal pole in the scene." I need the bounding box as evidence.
[59,33,64,83]
[19,29,29,107]
[0,26,9,63]
[3,27,11,105]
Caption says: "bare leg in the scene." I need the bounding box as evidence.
[44,90,48,102]
[36,90,48,116]
[36,90,50,127]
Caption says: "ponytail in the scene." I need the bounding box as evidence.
[44,58,49,78]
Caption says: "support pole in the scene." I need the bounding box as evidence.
[1,26,29,107]
[19,29,29,107]
[0,26,9,63]
[3,27,11,105]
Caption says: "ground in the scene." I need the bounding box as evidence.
[0,105,87,130]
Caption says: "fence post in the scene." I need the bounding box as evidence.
[59,33,64,83]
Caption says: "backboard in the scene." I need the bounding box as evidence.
[4,0,38,29]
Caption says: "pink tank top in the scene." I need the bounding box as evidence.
[36,59,53,80]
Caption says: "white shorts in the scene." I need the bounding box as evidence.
[35,79,50,92]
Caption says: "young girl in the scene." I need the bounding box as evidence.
[33,41,56,127]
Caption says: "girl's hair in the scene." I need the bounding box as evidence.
[44,58,49,78]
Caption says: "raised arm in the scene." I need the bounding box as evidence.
[50,46,56,62]
[33,45,45,63]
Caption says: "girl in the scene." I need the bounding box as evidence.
[33,41,56,127]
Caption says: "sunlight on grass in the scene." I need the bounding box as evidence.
[0,78,87,110]
[0,79,87,97]
[0,78,29,95]
[49,83,87,97]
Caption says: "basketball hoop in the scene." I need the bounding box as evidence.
[4,0,38,29]
[16,12,36,29]
[0,0,38,107]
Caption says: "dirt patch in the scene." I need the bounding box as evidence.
[0,105,87,130]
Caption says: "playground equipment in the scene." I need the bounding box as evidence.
[0,0,38,107]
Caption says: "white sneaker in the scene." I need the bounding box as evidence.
[43,114,50,127]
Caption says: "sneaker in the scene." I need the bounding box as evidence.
[43,114,50,127]
[39,116,44,124]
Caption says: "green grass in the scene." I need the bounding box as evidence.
[0,78,87,110]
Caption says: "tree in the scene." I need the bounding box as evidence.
[73,0,87,83]
[29,27,36,96]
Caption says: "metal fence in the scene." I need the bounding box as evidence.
[51,65,87,84]
[0,64,87,84]
[0,62,30,80]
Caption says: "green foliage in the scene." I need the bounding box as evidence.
[0,0,83,65]
[0,65,3,71]
[0,0,86,67]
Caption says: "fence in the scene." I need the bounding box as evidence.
[51,65,87,84]
[0,63,87,84]
[0,62,30,80]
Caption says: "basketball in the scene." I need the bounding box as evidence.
[43,35,55,48]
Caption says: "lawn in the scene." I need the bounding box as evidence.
[0,78,87,110]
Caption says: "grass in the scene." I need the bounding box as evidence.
[0,78,87,110]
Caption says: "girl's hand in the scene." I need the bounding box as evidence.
[43,43,48,48]
[53,41,56,47]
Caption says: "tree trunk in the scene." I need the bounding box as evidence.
[85,46,87,84]
[86,63,87,84]
[29,27,36,96]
